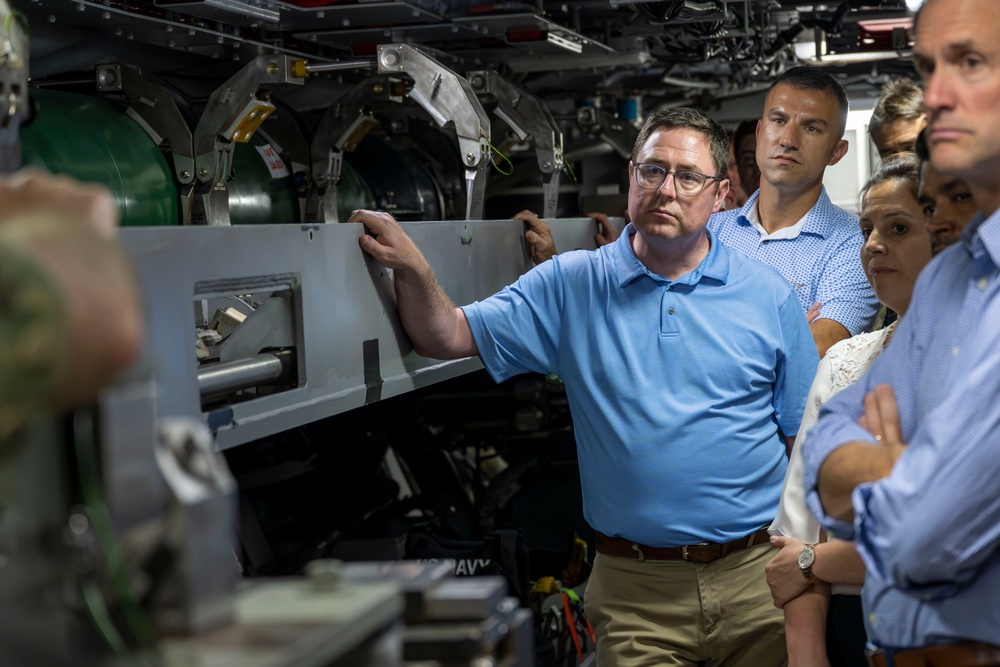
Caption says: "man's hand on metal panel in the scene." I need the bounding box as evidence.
[590,211,620,247]
[352,209,430,275]
[514,209,556,264]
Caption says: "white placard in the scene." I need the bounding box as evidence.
[255,143,290,178]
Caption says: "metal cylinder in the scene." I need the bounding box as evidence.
[21,89,180,226]
[229,135,300,225]
[198,351,293,396]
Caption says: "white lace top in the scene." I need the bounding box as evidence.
[769,324,895,594]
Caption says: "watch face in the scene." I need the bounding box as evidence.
[797,548,815,569]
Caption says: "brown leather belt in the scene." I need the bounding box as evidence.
[595,527,772,563]
[867,642,1000,667]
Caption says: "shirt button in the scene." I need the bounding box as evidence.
[978,277,988,291]
[868,613,877,626]
[953,347,960,357]
[668,307,676,315]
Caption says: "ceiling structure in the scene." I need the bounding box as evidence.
[22,0,919,110]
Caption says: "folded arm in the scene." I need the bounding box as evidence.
[817,384,907,522]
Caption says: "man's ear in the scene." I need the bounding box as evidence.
[713,179,731,213]
[828,139,849,167]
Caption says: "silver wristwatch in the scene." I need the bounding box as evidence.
[797,543,817,583]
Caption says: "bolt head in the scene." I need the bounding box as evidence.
[97,68,117,87]
[466,152,476,164]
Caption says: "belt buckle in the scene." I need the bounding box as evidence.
[682,542,709,562]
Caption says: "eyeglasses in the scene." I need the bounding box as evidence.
[633,163,723,197]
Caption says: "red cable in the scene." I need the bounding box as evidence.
[562,592,585,664]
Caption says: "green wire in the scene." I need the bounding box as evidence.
[81,581,129,655]
[563,158,578,184]
[4,11,26,35]
[482,135,514,176]
[73,410,157,651]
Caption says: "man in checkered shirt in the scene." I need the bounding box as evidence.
[709,66,879,357]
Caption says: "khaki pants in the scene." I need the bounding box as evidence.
[584,542,787,667]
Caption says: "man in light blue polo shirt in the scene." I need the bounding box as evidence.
[354,108,818,666]
[709,66,879,358]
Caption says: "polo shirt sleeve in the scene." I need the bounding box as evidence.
[772,289,820,437]
[460,256,566,383]
[814,233,879,335]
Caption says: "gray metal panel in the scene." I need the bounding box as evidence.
[155,0,281,25]
[273,0,445,31]
[160,579,404,667]
[30,0,333,61]
[119,218,601,451]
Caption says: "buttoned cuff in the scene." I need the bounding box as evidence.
[804,419,876,539]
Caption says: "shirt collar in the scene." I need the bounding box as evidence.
[736,186,838,240]
[609,223,730,288]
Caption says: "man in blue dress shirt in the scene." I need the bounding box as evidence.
[804,0,1000,664]
[354,108,818,666]
[710,67,879,358]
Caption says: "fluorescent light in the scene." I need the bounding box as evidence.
[804,50,912,66]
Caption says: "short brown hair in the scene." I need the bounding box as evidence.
[868,78,924,139]
[631,108,729,178]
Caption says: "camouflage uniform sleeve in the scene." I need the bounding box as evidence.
[0,240,69,443]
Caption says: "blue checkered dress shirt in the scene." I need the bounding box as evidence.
[709,187,879,335]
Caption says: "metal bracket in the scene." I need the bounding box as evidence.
[577,105,637,160]
[98,63,195,182]
[308,78,387,223]
[191,55,306,226]
[0,1,28,172]
[376,44,491,220]
[468,70,564,218]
